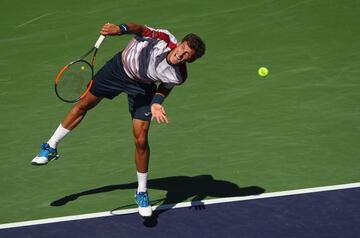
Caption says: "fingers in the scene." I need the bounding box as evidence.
[152,113,168,124]
[100,23,120,35]
[162,113,169,123]
[161,107,166,115]
[151,108,169,124]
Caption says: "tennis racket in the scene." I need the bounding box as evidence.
[54,35,106,103]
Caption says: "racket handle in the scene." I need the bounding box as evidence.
[94,35,106,49]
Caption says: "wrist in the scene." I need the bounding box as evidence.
[118,24,129,34]
[151,94,165,105]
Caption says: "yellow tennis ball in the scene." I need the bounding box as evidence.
[81,66,85,71]
[258,67,269,77]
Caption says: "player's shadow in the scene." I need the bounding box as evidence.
[50,175,265,227]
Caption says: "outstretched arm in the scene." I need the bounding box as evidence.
[100,22,145,36]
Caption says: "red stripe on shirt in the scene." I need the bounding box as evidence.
[142,27,177,50]
[142,27,153,37]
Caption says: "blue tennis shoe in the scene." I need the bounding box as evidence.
[32,143,59,165]
[135,191,153,217]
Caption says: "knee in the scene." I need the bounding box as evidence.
[74,99,95,114]
[134,136,149,151]
[132,120,151,151]
[72,103,88,115]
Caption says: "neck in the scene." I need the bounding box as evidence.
[166,52,176,66]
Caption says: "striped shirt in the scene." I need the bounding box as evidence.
[121,26,186,89]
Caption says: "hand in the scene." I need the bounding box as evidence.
[151,104,169,124]
[100,23,120,36]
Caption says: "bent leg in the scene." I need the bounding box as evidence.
[47,92,102,148]
[32,92,103,165]
[62,92,103,130]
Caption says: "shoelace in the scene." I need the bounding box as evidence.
[41,144,56,153]
[137,193,149,207]
[41,144,50,150]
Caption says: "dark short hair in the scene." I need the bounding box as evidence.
[182,33,206,63]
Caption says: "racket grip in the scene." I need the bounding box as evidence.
[94,35,106,48]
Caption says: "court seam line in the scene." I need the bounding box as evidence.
[15,13,53,28]
[1,182,359,229]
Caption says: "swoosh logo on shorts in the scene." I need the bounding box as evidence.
[144,112,152,117]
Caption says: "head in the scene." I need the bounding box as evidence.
[167,33,206,65]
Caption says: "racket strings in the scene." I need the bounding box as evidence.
[56,61,92,102]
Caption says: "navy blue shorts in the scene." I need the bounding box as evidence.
[90,52,156,121]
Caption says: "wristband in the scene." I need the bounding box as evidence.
[119,24,129,34]
[151,94,165,105]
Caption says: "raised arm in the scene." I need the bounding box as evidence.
[100,22,178,51]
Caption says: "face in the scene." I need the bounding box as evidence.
[167,41,196,65]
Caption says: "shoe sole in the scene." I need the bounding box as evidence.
[138,206,153,217]
[31,161,48,166]
[31,155,59,166]
[139,212,152,218]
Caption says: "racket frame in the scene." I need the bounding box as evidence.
[54,59,94,103]
[54,35,105,103]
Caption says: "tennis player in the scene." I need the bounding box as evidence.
[32,22,205,217]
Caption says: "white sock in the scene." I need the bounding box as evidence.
[47,124,70,149]
[137,172,148,193]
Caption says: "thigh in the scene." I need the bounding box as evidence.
[78,91,103,110]
[128,84,157,121]
[90,52,126,100]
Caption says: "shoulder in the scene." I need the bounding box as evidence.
[142,26,178,49]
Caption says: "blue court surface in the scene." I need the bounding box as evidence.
[1,185,359,238]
